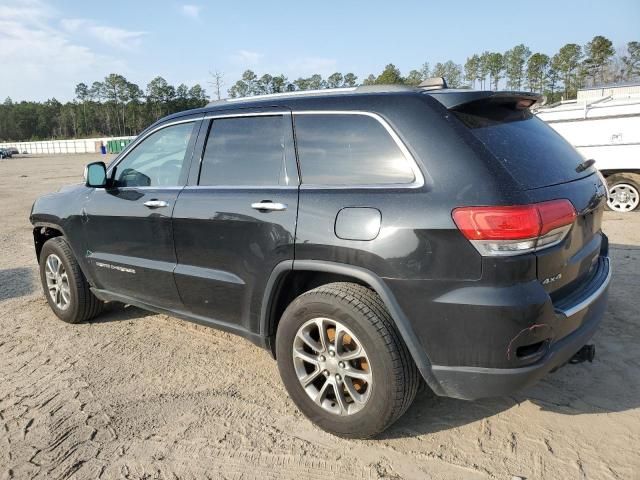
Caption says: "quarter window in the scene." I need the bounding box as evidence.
[294,114,415,185]
[114,122,195,187]
[199,116,296,186]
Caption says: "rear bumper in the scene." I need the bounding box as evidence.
[425,256,611,400]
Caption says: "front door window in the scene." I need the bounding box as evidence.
[114,122,195,187]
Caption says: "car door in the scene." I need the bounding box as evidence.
[84,114,203,309]
[171,109,299,333]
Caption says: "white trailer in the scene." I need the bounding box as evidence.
[536,85,640,212]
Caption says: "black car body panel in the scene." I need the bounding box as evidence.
[84,185,185,309]
[172,185,299,331]
[31,184,88,265]
[31,86,611,400]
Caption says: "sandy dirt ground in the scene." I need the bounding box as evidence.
[0,154,639,480]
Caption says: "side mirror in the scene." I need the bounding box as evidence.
[84,161,107,188]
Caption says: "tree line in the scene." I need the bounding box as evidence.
[228,37,638,102]
[1,35,638,142]
[0,75,207,142]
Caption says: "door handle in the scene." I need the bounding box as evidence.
[251,201,287,211]
[144,200,169,208]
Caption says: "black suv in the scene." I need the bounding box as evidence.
[31,81,611,438]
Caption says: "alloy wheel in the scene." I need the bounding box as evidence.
[292,317,372,416]
[44,254,71,310]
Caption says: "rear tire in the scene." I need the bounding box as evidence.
[605,173,640,212]
[276,282,419,438]
[39,237,103,323]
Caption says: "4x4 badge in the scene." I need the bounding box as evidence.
[542,273,562,285]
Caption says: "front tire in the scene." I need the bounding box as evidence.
[39,237,103,323]
[276,282,419,438]
[606,173,640,212]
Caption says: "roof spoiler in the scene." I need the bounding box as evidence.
[418,77,448,90]
[427,90,543,110]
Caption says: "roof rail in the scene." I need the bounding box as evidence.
[225,87,357,103]
[205,84,422,107]
[207,87,359,106]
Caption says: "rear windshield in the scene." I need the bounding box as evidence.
[453,103,593,189]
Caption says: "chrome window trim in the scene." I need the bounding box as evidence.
[195,111,295,188]
[293,110,425,190]
[183,185,299,191]
[108,109,425,191]
[101,186,185,191]
[203,111,290,120]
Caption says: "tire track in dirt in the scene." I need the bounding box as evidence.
[0,298,379,480]
[0,309,110,479]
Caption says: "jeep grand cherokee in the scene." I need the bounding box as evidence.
[31,80,611,438]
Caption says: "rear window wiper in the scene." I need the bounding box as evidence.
[575,158,596,173]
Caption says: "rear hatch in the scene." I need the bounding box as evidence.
[445,93,607,296]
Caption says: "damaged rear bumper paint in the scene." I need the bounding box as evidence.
[426,256,611,400]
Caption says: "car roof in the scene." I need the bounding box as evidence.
[160,85,426,121]
[157,81,540,124]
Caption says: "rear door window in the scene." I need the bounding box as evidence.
[199,115,297,186]
[453,104,593,189]
[293,114,416,185]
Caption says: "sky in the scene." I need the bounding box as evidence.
[1,0,639,102]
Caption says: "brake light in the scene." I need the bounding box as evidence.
[452,200,576,256]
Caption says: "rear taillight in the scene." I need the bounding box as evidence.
[452,199,576,256]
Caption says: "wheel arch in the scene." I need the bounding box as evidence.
[33,222,66,261]
[260,259,445,395]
